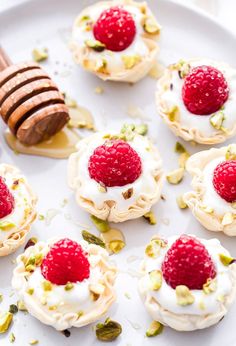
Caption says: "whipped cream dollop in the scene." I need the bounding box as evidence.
[72,2,152,73]
[0,167,35,242]
[201,157,236,215]
[68,132,162,212]
[160,59,236,137]
[12,239,117,330]
[139,236,234,316]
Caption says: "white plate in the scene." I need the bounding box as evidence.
[0,0,236,345]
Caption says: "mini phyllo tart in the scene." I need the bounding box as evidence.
[0,164,37,256]
[184,144,236,236]
[12,237,117,331]
[70,0,160,83]
[156,58,236,144]
[138,234,236,331]
[68,127,163,222]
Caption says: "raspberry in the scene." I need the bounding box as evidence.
[41,238,90,285]
[0,177,14,219]
[162,235,216,290]
[213,160,236,202]
[93,6,136,52]
[182,65,229,115]
[88,139,142,187]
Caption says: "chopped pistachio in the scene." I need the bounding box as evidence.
[203,278,217,294]
[96,318,122,342]
[178,152,190,168]
[27,288,34,295]
[82,230,106,248]
[122,55,141,69]
[222,212,234,226]
[29,340,39,345]
[0,220,15,231]
[48,305,57,311]
[146,320,164,337]
[38,214,45,221]
[175,142,187,154]
[145,238,166,258]
[98,184,107,193]
[9,332,15,343]
[199,301,206,310]
[17,300,27,312]
[24,237,38,250]
[143,211,157,225]
[94,86,104,94]
[166,105,180,122]
[42,280,52,291]
[219,253,235,266]
[149,270,162,290]
[95,59,108,74]
[166,168,184,184]
[210,111,225,130]
[25,264,35,272]
[35,253,43,266]
[176,195,188,209]
[135,124,148,136]
[143,17,160,35]
[90,215,110,233]
[25,255,36,267]
[65,282,74,291]
[226,144,236,160]
[77,311,84,318]
[0,311,13,333]
[171,60,190,78]
[9,304,18,314]
[108,240,125,254]
[124,292,131,299]
[122,188,133,200]
[176,285,195,306]
[85,39,106,52]
[32,48,48,62]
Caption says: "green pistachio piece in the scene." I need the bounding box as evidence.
[85,39,106,52]
[0,311,13,334]
[25,264,35,272]
[108,240,125,254]
[175,142,187,154]
[65,282,74,291]
[32,48,48,62]
[226,144,236,160]
[122,55,141,69]
[143,211,157,225]
[176,195,188,209]
[27,288,34,295]
[0,220,15,231]
[17,300,27,312]
[166,105,180,122]
[171,60,190,78]
[95,59,108,74]
[9,332,15,343]
[178,152,190,168]
[90,215,110,233]
[210,111,225,130]
[9,304,18,314]
[122,188,133,200]
[95,318,122,342]
[149,270,162,290]
[77,310,84,318]
[203,278,217,294]
[29,340,39,345]
[135,124,148,136]
[166,168,184,184]
[42,280,52,291]
[219,253,235,266]
[143,17,160,35]
[145,238,166,258]
[176,285,195,306]
[222,212,234,226]
[82,230,106,248]
[146,320,164,337]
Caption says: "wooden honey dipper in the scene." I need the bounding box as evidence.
[0,47,70,145]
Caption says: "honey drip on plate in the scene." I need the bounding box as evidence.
[4,127,80,159]
[68,105,95,130]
